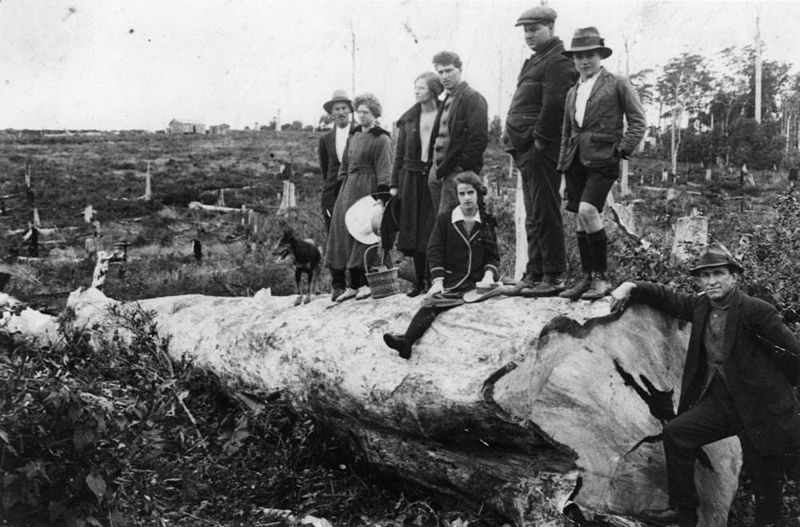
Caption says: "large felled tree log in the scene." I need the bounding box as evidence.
[3,288,741,526]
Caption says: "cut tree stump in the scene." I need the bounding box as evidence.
[2,288,742,526]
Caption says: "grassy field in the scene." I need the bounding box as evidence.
[1,131,329,311]
[0,130,515,312]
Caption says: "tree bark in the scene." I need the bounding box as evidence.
[4,288,742,526]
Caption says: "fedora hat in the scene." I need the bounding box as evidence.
[689,243,744,276]
[562,27,612,59]
[345,195,383,245]
[323,90,353,114]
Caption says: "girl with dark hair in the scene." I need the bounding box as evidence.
[383,171,499,359]
[391,71,444,296]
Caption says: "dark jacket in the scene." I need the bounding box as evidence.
[427,208,499,291]
[505,37,577,164]
[392,103,440,254]
[632,282,800,455]
[432,82,489,178]
[318,124,354,210]
[558,68,646,171]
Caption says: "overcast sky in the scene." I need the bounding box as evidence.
[2,0,799,131]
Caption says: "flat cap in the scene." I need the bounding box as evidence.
[515,6,557,26]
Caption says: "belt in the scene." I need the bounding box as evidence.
[402,159,430,172]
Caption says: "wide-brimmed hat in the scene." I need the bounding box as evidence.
[689,243,744,276]
[514,6,557,27]
[562,27,612,59]
[463,282,505,303]
[345,195,383,245]
[323,90,353,114]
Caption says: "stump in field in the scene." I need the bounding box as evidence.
[3,288,742,526]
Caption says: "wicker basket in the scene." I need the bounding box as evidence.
[364,245,401,299]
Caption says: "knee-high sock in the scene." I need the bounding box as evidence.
[587,229,608,275]
[576,231,593,274]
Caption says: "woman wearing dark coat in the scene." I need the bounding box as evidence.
[383,171,499,359]
[390,72,443,297]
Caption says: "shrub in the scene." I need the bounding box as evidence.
[0,305,505,526]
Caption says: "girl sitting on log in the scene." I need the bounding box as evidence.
[383,171,499,359]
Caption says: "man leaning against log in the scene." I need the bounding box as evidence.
[504,6,577,297]
[611,243,800,527]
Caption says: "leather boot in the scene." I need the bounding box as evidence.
[559,275,592,300]
[581,275,612,300]
[521,273,566,297]
[641,507,698,527]
[407,281,426,298]
[383,333,412,359]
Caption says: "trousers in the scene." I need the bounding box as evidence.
[521,148,565,276]
[663,374,783,525]
[428,166,459,214]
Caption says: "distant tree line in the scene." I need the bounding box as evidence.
[628,44,800,171]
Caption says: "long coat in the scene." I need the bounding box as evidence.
[431,82,489,178]
[505,37,577,165]
[632,282,800,455]
[318,124,355,217]
[392,103,440,255]
[427,208,499,292]
[557,67,646,172]
[325,126,393,271]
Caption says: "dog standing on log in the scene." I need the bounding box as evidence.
[272,230,321,306]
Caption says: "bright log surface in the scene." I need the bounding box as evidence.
[0,292,60,346]
[5,288,742,526]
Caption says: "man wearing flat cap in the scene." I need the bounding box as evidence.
[611,243,800,527]
[319,90,355,232]
[505,6,577,297]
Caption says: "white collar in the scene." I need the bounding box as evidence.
[451,206,481,224]
[579,68,603,85]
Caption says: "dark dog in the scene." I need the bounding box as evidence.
[272,229,321,306]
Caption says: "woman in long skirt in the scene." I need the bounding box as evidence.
[390,72,443,297]
[325,93,394,302]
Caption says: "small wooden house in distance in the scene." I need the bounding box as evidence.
[209,124,230,135]
[168,119,206,134]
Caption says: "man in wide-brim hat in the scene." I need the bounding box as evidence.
[556,26,646,302]
[610,243,800,527]
[319,89,355,231]
[318,89,355,299]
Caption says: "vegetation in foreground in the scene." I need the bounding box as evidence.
[0,306,506,527]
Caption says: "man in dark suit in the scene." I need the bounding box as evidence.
[611,243,800,527]
[428,51,489,214]
[505,6,577,297]
[318,90,353,231]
